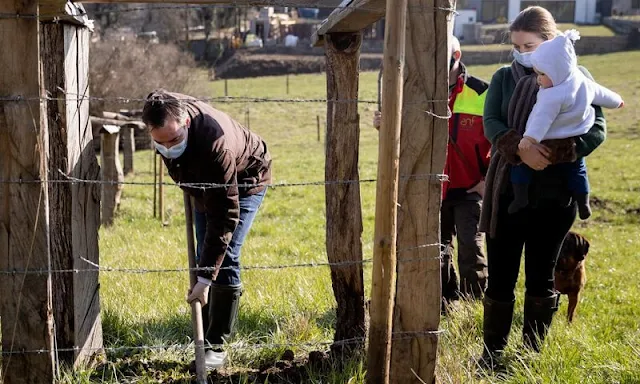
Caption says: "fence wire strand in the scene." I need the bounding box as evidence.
[0,168,448,190]
[0,94,449,107]
[0,243,443,276]
[0,330,445,356]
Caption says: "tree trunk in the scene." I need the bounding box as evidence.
[324,32,366,353]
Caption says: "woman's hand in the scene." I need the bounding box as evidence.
[518,143,551,170]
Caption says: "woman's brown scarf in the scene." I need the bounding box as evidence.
[479,62,539,238]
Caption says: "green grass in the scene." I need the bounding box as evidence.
[61,51,640,383]
[463,23,616,52]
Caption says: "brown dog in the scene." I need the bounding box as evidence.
[555,231,590,323]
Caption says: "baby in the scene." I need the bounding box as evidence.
[510,30,624,219]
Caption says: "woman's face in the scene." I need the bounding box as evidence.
[511,31,546,53]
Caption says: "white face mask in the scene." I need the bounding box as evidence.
[512,49,534,68]
[154,128,188,159]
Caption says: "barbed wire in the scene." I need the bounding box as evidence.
[0,94,450,107]
[0,243,443,276]
[0,2,457,21]
[0,168,448,190]
[0,329,444,356]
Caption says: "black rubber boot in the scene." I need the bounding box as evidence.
[522,293,560,352]
[508,184,529,214]
[202,283,243,370]
[477,296,515,372]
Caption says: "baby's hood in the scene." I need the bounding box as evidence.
[530,30,580,86]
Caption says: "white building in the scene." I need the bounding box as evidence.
[461,0,600,24]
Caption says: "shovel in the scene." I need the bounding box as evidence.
[183,191,207,384]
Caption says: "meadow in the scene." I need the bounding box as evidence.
[62,50,640,383]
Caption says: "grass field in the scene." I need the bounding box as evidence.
[61,51,640,383]
[463,23,616,52]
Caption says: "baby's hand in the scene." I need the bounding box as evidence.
[518,136,537,151]
[619,100,624,108]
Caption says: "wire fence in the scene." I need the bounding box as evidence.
[0,330,445,356]
[0,0,454,371]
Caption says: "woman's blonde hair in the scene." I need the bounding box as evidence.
[509,6,559,41]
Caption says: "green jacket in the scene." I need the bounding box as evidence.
[482,65,607,206]
[483,65,606,158]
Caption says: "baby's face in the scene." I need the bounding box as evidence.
[534,68,553,89]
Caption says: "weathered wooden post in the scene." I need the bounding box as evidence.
[367,0,407,381]
[159,157,165,224]
[153,150,158,218]
[390,0,453,382]
[41,5,104,369]
[324,31,366,352]
[121,123,136,175]
[0,0,56,381]
[100,125,124,226]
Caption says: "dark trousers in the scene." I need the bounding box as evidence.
[441,196,488,300]
[511,158,589,195]
[485,197,577,302]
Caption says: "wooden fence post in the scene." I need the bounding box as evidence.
[121,124,136,176]
[324,31,366,353]
[100,125,124,226]
[41,16,103,368]
[153,150,158,218]
[159,157,165,224]
[390,0,452,382]
[366,0,408,382]
[0,0,56,381]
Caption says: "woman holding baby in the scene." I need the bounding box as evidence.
[479,5,622,369]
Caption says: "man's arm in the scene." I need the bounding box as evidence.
[199,149,240,280]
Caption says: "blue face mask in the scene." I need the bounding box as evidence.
[512,49,534,68]
[154,129,188,159]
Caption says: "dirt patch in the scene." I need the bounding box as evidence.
[591,196,616,212]
[214,51,383,79]
[90,349,341,383]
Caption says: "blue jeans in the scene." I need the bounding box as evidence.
[195,189,266,286]
[511,158,589,195]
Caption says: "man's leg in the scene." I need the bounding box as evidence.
[454,199,488,299]
[205,189,266,347]
[440,200,460,309]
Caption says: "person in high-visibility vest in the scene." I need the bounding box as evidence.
[373,37,491,309]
